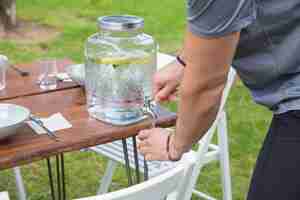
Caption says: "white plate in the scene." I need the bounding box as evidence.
[0,104,30,139]
[65,64,85,86]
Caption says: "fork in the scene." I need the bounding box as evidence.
[10,65,30,77]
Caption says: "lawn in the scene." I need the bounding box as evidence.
[0,0,272,199]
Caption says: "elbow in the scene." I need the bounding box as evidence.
[180,80,226,102]
[181,79,226,111]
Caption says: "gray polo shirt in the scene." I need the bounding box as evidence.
[187,0,300,114]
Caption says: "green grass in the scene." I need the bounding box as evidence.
[0,1,272,199]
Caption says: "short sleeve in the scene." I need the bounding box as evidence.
[187,0,257,37]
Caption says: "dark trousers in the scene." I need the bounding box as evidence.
[247,111,300,200]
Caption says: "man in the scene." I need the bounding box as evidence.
[137,0,300,199]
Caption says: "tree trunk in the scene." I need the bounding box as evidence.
[0,0,17,31]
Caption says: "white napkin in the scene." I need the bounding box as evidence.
[27,113,72,135]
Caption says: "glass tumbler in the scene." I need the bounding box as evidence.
[38,59,58,90]
[0,55,8,91]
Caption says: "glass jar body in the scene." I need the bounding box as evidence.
[85,30,157,125]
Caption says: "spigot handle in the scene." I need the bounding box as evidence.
[142,97,158,128]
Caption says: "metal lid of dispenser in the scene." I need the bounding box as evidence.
[98,15,144,31]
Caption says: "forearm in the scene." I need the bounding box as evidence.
[174,77,223,153]
[171,30,240,156]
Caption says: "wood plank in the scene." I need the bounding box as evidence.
[0,89,176,170]
[0,59,79,101]
[2,87,86,115]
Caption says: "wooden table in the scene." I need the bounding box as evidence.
[0,60,177,199]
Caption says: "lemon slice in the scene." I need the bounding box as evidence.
[94,56,152,66]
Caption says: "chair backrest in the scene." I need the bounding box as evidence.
[177,67,236,200]
[156,53,236,200]
[194,67,236,167]
[197,67,236,146]
[75,156,196,200]
[219,67,236,114]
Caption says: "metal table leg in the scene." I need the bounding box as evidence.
[56,155,62,200]
[143,157,149,181]
[47,154,66,200]
[47,158,56,200]
[132,136,140,183]
[122,139,133,185]
[61,154,66,200]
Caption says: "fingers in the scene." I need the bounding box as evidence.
[137,130,151,140]
[137,139,149,148]
[167,91,179,101]
[144,153,168,161]
[157,90,178,102]
[153,82,163,99]
[139,147,158,161]
[137,141,152,159]
[137,128,170,161]
[145,154,155,161]
[137,131,151,151]
[155,83,177,102]
[153,73,164,98]
[138,146,151,155]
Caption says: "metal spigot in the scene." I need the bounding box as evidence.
[141,97,157,181]
[142,97,157,128]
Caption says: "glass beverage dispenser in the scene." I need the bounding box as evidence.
[85,15,157,125]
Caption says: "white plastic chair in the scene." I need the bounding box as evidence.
[0,191,10,200]
[181,66,236,200]
[90,53,236,200]
[74,150,197,200]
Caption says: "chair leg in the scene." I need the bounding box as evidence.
[180,133,215,200]
[97,160,118,195]
[217,111,232,200]
[13,167,26,200]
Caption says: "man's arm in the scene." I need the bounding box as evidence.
[170,29,240,159]
[138,0,255,161]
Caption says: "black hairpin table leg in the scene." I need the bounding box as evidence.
[56,155,62,200]
[46,154,66,200]
[122,139,133,186]
[61,154,66,200]
[143,157,149,181]
[132,136,141,183]
[47,158,56,200]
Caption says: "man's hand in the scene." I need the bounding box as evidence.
[153,61,184,103]
[137,128,176,161]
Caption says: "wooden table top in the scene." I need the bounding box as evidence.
[0,61,176,170]
[0,59,77,101]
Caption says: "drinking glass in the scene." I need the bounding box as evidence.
[0,66,6,91]
[38,59,58,90]
[0,55,8,91]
